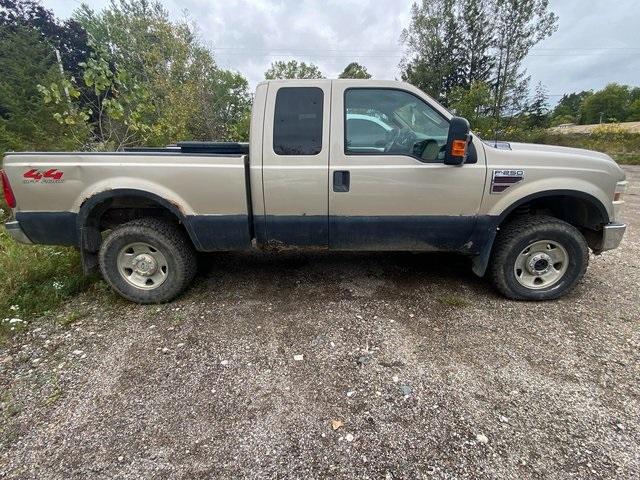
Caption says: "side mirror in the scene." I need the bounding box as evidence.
[444,116,471,166]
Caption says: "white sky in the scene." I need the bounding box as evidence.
[43,0,640,102]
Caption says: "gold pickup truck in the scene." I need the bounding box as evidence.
[1,79,628,303]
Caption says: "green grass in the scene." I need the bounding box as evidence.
[438,295,468,308]
[503,129,640,165]
[0,199,95,343]
[611,152,640,165]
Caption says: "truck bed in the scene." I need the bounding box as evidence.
[2,150,254,251]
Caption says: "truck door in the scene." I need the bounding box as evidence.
[328,83,486,251]
[261,81,331,247]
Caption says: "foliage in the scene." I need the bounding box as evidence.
[0,26,88,152]
[338,62,371,79]
[549,84,640,126]
[551,91,592,124]
[16,0,253,150]
[449,81,493,133]
[264,60,324,80]
[501,127,640,165]
[0,0,90,79]
[490,0,557,119]
[400,0,557,119]
[400,0,464,104]
[525,82,550,128]
[581,83,635,125]
[0,197,94,343]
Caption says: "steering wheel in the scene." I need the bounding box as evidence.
[385,127,417,153]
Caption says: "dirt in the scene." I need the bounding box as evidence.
[1,167,639,479]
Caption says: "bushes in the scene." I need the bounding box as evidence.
[499,127,640,165]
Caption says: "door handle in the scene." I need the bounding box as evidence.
[333,170,350,192]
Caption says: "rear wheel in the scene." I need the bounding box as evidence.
[490,215,589,300]
[99,218,197,303]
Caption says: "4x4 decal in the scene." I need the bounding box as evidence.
[23,168,64,183]
[491,169,524,194]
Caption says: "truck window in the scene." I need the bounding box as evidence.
[344,88,449,161]
[273,87,323,155]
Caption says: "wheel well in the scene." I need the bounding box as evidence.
[79,192,195,273]
[473,193,609,277]
[499,194,608,250]
[96,196,182,231]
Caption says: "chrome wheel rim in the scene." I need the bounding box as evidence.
[117,242,168,290]
[514,240,569,290]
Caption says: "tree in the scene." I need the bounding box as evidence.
[461,0,494,87]
[338,62,371,79]
[449,81,493,133]
[551,91,592,124]
[581,83,631,124]
[400,0,464,105]
[525,82,550,128]
[0,26,87,153]
[400,0,556,117]
[0,0,90,79]
[264,60,324,80]
[627,97,640,122]
[39,0,251,149]
[491,0,558,120]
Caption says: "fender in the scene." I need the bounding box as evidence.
[471,189,610,277]
[77,189,205,273]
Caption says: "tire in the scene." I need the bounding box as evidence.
[99,218,197,304]
[489,215,589,301]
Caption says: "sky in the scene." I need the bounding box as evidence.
[42,0,640,102]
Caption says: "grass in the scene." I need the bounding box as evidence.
[0,199,95,343]
[438,295,468,308]
[503,129,640,165]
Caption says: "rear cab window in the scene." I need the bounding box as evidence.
[273,87,324,156]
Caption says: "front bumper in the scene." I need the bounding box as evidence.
[601,223,626,251]
[4,220,33,244]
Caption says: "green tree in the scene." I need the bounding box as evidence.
[0,0,90,79]
[551,91,592,124]
[39,0,251,149]
[449,81,493,133]
[0,26,87,153]
[525,82,550,128]
[338,62,371,79]
[581,83,631,124]
[627,97,640,122]
[461,0,494,86]
[264,60,324,80]
[491,0,558,120]
[400,0,464,105]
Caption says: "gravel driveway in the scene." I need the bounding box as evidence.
[1,167,638,479]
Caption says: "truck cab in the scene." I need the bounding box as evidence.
[250,79,486,252]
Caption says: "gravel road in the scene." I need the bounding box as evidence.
[1,167,638,479]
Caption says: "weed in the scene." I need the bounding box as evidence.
[0,199,95,343]
[438,295,468,308]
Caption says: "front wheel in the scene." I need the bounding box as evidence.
[489,216,589,301]
[99,218,197,303]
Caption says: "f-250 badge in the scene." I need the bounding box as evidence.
[491,169,524,194]
[23,168,64,183]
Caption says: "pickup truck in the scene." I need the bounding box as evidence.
[1,79,628,303]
